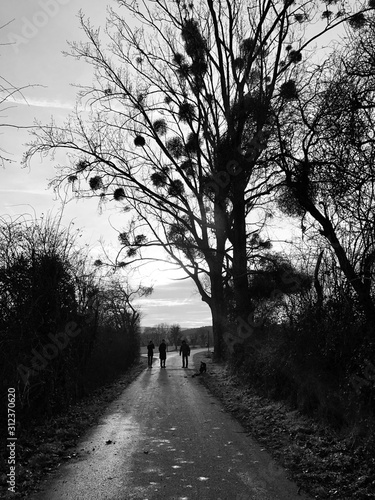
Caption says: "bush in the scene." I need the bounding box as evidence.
[83,324,140,391]
[0,215,142,434]
[228,293,374,440]
[0,216,100,428]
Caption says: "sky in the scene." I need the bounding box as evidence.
[0,0,212,328]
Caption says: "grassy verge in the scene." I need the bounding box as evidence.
[0,358,148,499]
[192,351,375,499]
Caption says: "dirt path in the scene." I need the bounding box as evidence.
[30,349,309,499]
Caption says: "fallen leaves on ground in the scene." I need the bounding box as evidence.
[192,352,375,500]
[0,359,147,499]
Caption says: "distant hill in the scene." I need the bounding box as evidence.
[140,325,212,334]
[181,325,212,336]
[180,325,213,346]
[140,325,213,347]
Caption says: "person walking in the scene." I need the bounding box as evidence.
[147,340,155,367]
[179,340,190,368]
[159,339,167,368]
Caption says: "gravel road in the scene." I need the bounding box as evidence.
[31,349,309,500]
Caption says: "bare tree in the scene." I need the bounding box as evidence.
[153,323,171,347]
[24,0,371,357]
[1,19,39,165]
[170,324,182,351]
[0,75,38,165]
[275,14,375,337]
[98,277,152,333]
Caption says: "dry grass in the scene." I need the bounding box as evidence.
[0,359,147,499]
[192,351,375,499]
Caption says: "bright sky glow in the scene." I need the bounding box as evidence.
[1,0,330,329]
[0,0,212,328]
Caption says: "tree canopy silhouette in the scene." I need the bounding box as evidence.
[25,0,374,358]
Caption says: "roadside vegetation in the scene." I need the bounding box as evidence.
[0,213,146,494]
[195,351,375,499]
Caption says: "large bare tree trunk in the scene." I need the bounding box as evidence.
[231,175,252,323]
[209,266,228,360]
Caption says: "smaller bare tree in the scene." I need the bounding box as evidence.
[170,324,182,351]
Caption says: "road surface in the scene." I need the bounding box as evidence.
[31,350,309,499]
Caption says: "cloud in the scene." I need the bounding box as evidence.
[10,97,75,110]
[0,189,51,195]
[135,278,211,328]
[135,298,193,308]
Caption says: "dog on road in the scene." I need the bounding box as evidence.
[192,361,207,378]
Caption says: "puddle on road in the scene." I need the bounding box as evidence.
[144,467,162,474]
[151,438,171,447]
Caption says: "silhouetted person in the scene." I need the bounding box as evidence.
[159,339,167,368]
[147,340,155,367]
[179,340,190,368]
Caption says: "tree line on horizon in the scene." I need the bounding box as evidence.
[141,323,213,350]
